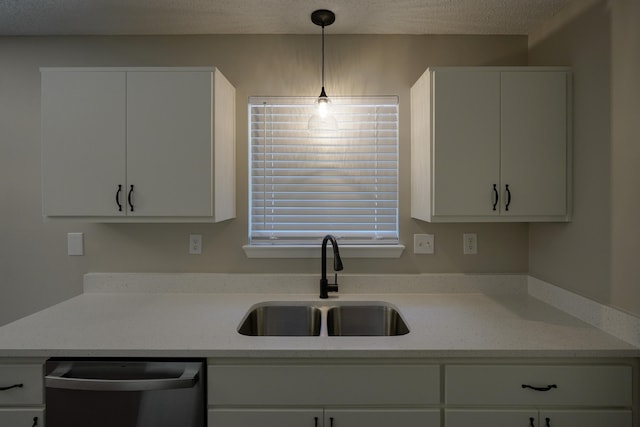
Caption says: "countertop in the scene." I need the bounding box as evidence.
[0,273,637,359]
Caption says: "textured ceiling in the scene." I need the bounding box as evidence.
[0,0,572,36]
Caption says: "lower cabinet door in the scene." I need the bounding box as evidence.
[446,409,537,427]
[446,409,632,427]
[540,410,632,427]
[209,409,323,427]
[0,409,44,426]
[325,409,440,427]
[210,409,439,427]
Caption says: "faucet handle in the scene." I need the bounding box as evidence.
[329,272,339,292]
[320,273,339,298]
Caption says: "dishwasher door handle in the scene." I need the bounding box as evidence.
[45,363,200,392]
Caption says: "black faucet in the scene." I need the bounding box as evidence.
[320,234,343,299]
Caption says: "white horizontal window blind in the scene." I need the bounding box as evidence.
[249,96,399,245]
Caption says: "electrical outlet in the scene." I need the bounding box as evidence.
[414,234,434,254]
[463,233,477,255]
[189,234,202,254]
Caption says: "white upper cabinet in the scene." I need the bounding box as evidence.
[41,67,236,222]
[411,67,571,223]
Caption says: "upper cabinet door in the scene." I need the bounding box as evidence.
[126,71,213,217]
[500,71,568,217]
[431,70,501,217]
[41,70,126,216]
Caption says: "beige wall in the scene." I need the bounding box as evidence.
[528,1,612,303]
[529,0,640,316]
[0,34,528,325]
[610,0,640,314]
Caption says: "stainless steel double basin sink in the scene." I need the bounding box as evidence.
[238,302,409,337]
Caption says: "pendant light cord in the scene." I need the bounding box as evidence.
[321,24,325,91]
[311,9,334,99]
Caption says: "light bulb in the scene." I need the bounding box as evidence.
[308,95,337,135]
[317,98,330,118]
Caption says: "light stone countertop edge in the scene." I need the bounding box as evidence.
[0,273,638,359]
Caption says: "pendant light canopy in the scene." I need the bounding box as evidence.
[308,9,338,134]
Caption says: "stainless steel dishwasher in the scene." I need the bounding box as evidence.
[45,359,205,427]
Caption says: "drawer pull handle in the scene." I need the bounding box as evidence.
[545,417,551,427]
[492,184,499,211]
[529,417,535,427]
[32,416,38,427]
[505,184,512,211]
[522,383,557,392]
[0,383,23,391]
[314,417,318,427]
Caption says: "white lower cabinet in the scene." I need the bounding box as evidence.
[0,360,46,426]
[540,410,632,427]
[209,408,438,427]
[446,409,631,427]
[445,364,632,406]
[445,364,633,427]
[207,360,636,427]
[446,409,538,427]
[209,409,323,427]
[324,409,439,427]
[207,361,440,427]
[0,409,44,426]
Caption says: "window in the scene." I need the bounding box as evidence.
[249,96,399,247]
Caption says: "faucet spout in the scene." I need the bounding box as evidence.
[320,234,343,299]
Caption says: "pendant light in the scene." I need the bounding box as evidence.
[308,9,338,134]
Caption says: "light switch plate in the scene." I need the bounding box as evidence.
[67,232,84,256]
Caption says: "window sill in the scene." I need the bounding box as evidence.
[242,244,405,259]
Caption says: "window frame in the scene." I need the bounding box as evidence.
[244,96,404,258]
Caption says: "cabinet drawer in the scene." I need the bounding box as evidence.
[445,365,631,406]
[326,409,441,427]
[446,409,538,427]
[445,409,632,427]
[0,364,44,405]
[541,409,632,427]
[210,409,440,427]
[209,364,440,406]
[0,408,44,426]
[209,409,323,427]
